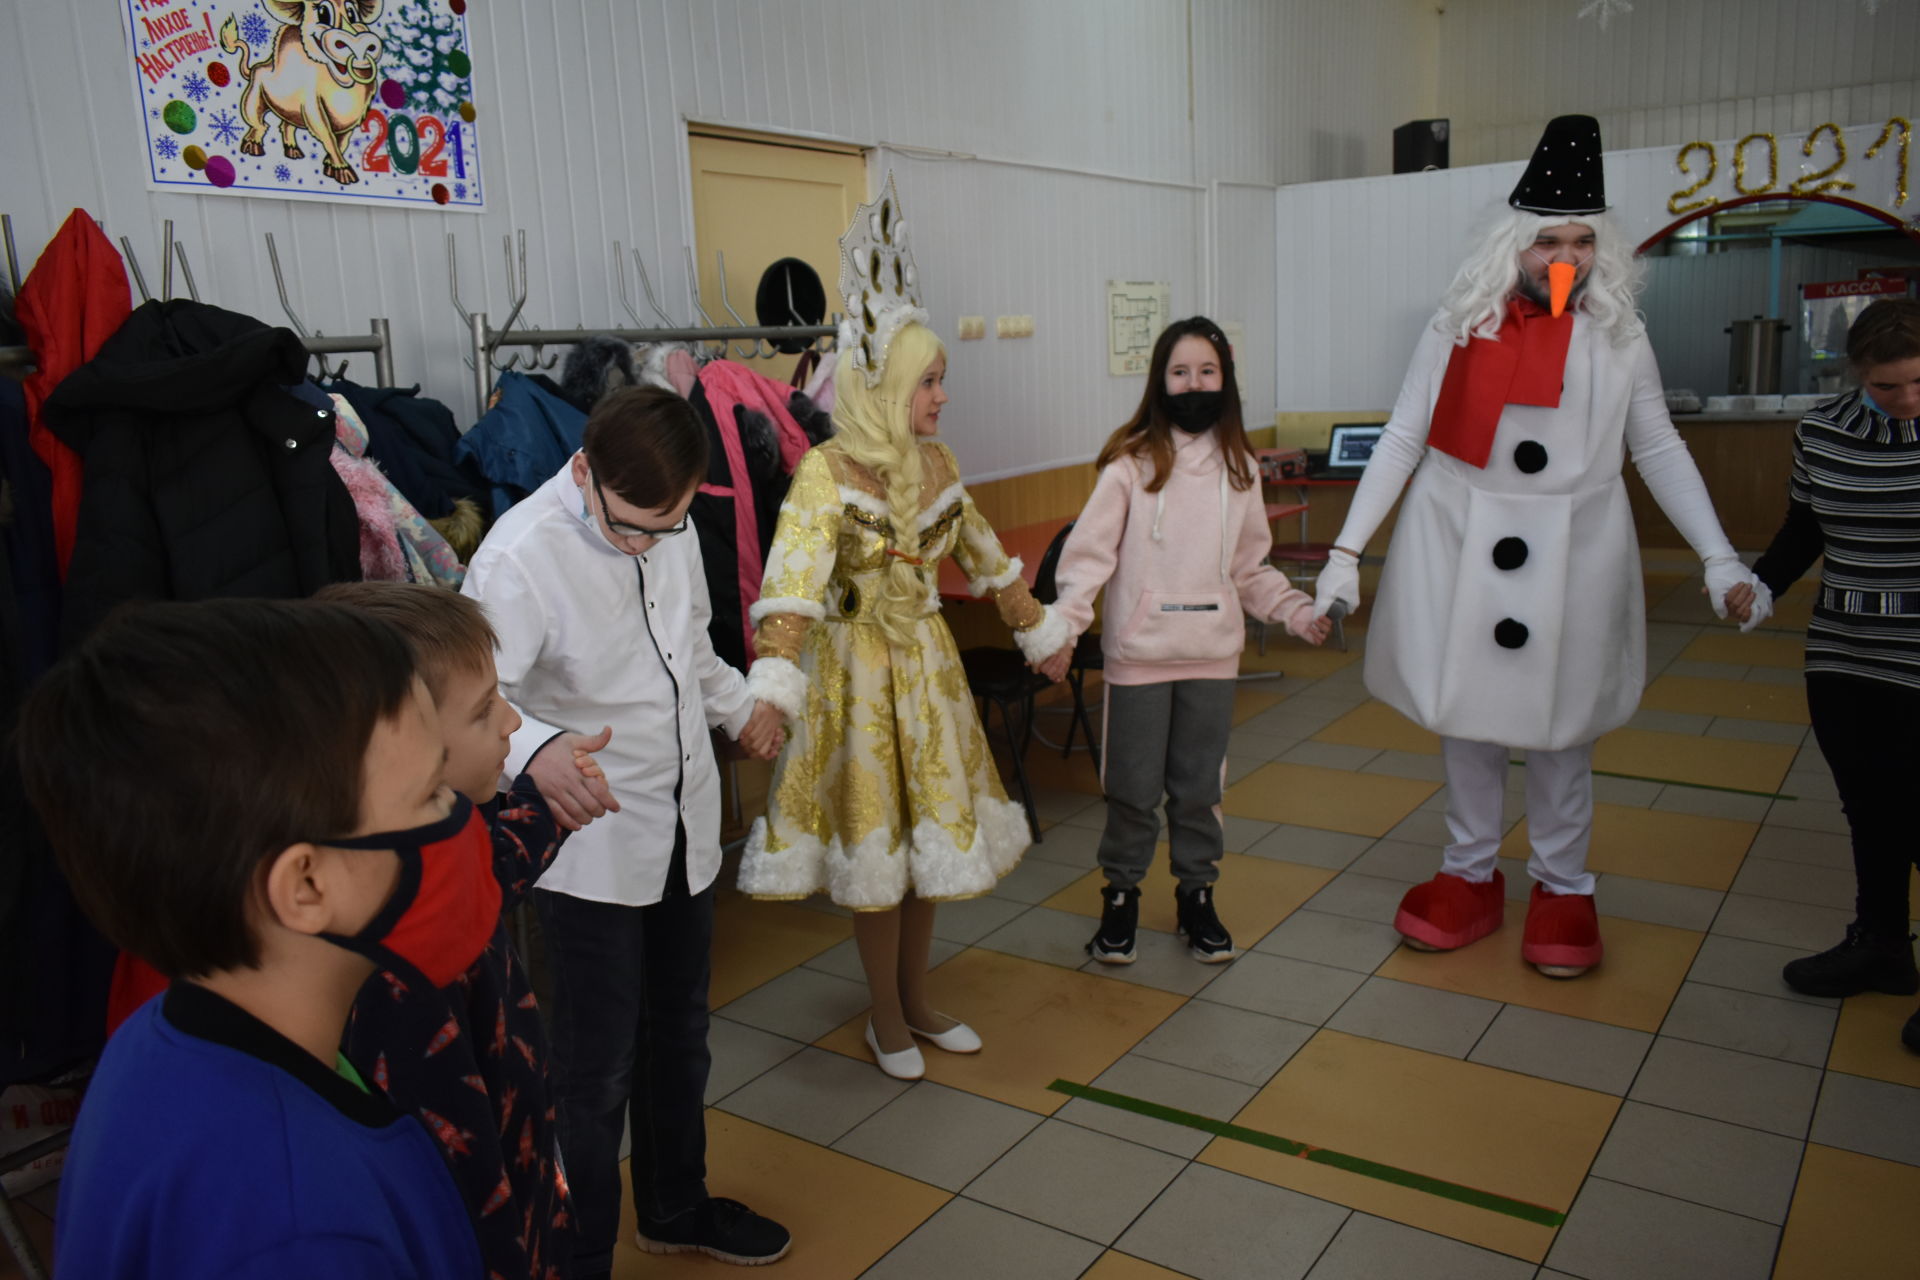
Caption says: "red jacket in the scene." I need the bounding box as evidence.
[16,209,132,574]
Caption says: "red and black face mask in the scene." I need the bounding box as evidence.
[320,795,501,988]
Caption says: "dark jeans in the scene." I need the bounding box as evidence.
[1806,673,1920,935]
[1097,678,1237,890]
[535,859,713,1275]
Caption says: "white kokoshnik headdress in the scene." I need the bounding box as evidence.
[838,172,931,387]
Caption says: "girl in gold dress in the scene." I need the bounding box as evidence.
[738,320,1068,1079]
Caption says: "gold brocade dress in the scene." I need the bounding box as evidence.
[739,441,1048,909]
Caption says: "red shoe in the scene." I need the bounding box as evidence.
[1394,870,1506,952]
[1522,883,1603,978]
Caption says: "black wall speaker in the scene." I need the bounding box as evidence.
[1393,119,1450,173]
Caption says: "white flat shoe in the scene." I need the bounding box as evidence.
[907,1018,982,1054]
[865,1020,925,1080]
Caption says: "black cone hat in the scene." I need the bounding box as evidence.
[1508,114,1607,215]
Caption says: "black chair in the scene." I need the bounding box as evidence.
[1030,521,1102,774]
[959,645,1051,843]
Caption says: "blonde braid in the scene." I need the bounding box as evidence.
[830,323,944,647]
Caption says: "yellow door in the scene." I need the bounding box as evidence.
[688,130,868,385]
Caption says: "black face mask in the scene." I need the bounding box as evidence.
[1164,390,1226,434]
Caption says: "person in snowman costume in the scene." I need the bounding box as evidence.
[1314,115,1766,978]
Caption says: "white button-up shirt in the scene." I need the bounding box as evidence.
[461,461,755,906]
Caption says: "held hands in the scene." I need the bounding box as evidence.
[1702,556,1773,633]
[737,700,787,761]
[1314,548,1362,620]
[1285,603,1333,647]
[529,725,622,832]
[1034,643,1073,684]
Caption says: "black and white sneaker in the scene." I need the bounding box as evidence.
[1086,885,1138,964]
[1176,885,1237,962]
[637,1197,792,1266]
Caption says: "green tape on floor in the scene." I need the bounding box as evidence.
[1047,1079,1566,1228]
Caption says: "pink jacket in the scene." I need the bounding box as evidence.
[1052,429,1312,685]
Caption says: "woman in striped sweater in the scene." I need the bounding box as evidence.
[1729,298,1920,1050]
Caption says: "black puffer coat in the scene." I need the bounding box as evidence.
[43,300,361,644]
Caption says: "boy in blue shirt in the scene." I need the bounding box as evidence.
[17,599,489,1280]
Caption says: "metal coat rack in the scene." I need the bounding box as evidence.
[0,214,400,388]
[448,230,836,417]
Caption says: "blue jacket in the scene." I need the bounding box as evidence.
[56,983,481,1280]
[453,371,586,520]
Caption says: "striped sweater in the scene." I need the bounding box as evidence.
[1753,388,1920,690]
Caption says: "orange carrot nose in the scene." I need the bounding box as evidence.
[1548,261,1576,317]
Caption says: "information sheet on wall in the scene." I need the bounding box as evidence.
[123,0,485,209]
[1108,280,1171,375]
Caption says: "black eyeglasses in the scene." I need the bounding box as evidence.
[590,470,689,539]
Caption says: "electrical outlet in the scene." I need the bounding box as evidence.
[957,315,986,340]
[1017,314,1035,338]
[994,315,1016,338]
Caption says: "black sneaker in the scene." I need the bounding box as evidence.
[1086,885,1138,964]
[637,1197,792,1266]
[1782,922,1920,998]
[1175,885,1237,963]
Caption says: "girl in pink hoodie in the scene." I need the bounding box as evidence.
[1041,318,1329,964]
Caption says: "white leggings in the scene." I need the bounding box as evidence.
[1439,736,1596,895]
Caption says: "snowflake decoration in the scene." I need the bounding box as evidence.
[182,72,212,103]
[239,11,273,46]
[1576,0,1632,28]
[155,137,180,160]
[275,164,293,182]
[454,182,466,200]
[207,108,243,146]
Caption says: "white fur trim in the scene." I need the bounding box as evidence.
[1014,605,1072,666]
[739,797,1030,909]
[968,556,1024,596]
[838,487,889,519]
[915,483,967,532]
[749,595,826,624]
[744,657,808,723]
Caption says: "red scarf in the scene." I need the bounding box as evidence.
[1428,296,1573,469]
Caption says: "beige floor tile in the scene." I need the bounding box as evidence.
[1679,630,1808,669]
[1774,1143,1920,1279]
[1499,803,1755,891]
[611,1111,948,1279]
[1201,1029,1618,1263]
[1312,699,1443,755]
[1080,1252,1196,1280]
[814,948,1184,1115]
[1593,727,1795,794]
[1229,686,1289,725]
[710,895,854,1007]
[1376,916,1704,1034]
[1827,992,1920,1089]
[1041,852,1333,940]
[1223,761,1439,837]
[1642,674,1810,725]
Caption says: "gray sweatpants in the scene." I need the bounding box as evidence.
[1095,678,1237,890]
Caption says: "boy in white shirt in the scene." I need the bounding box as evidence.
[462,387,788,1276]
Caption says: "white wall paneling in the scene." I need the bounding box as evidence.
[1273,121,1917,414]
[1434,0,1920,167]
[0,0,1434,480]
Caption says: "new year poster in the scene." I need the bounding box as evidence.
[124,0,485,209]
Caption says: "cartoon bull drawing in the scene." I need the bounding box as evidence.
[218,1,385,185]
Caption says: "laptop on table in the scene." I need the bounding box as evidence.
[1308,423,1384,480]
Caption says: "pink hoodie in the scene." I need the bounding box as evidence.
[1052,429,1313,685]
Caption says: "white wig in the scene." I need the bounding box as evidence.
[1436,205,1646,348]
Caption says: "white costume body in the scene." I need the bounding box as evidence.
[1344,308,1741,890]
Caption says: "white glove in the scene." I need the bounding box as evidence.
[1315,548,1361,619]
[1739,580,1775,633]
[1702,555,1767,627]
